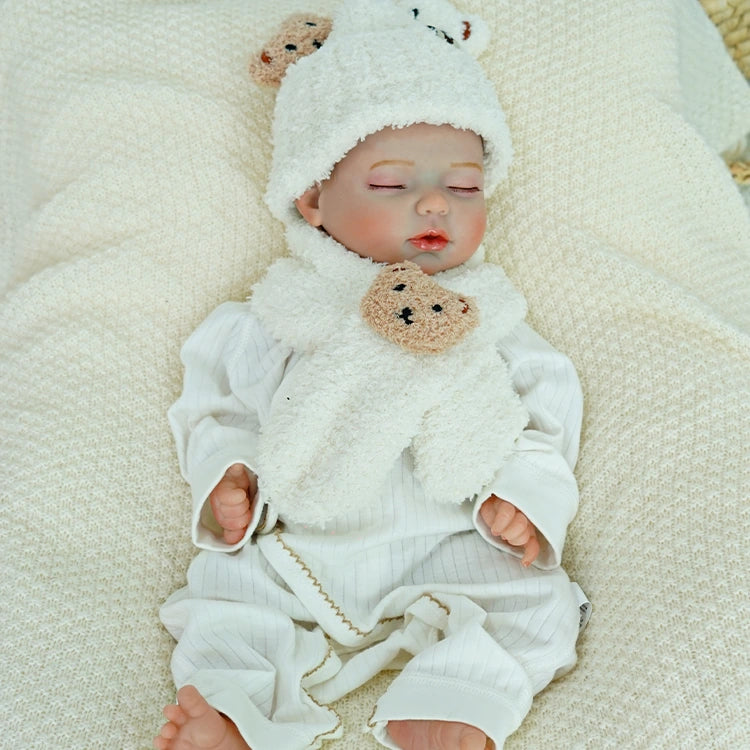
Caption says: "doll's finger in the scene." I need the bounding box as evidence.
[490,500,517,536]
[210,494,246,531]
[499,514,531,545]
[218,492,251,513]
[223,464,251,489]
[504,528,532,549]
[225,463,245,477]
[478,498,496,527]
[480,497,507,532]
[224,508,253,528]
[219,511,251,539]
[223,525,248,545]
[521,534,540,567]
[216,509,249,528]
[214,487,249,508]
[213,501,251,528]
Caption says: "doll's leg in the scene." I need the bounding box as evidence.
[367,565,580,749]
[155,684,252,750]
[159,545,343,750]
[386,719,492,750]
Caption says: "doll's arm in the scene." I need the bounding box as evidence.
[168,302,288,551]
[474,321,583,569]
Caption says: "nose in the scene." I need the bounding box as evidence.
[416,189,449,216]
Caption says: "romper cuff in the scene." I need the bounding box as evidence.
[189,449,266,551]
[473,450,579,570]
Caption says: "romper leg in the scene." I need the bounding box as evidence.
[160,545,343,750]
[366,565,580,749]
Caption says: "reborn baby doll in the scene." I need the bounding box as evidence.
[156,2,587,749]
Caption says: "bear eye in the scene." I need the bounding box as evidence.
[432,304,443,312]
[285,44,297,52]
[393,283,406,292]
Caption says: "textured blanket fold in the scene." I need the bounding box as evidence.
[2,1,749,748]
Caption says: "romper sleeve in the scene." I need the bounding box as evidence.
[167,301,290,551]
[473,321,583,569]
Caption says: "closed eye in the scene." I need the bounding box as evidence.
[369,184,406,190]
[449,186,481,194]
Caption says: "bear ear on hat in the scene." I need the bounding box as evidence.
[249,13,332,87]
[393,0,491,56]
[452,10,491,56]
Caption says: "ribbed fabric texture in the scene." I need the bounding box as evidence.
[1,0,749,748]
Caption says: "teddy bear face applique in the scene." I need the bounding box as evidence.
[360,261,479,354]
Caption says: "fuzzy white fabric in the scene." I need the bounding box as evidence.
[2,1,750,749]
[250,218,527,525]
[265,0,513,224]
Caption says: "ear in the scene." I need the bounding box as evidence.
[295,185,323,226]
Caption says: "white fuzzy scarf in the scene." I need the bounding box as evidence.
[250,218,529,526]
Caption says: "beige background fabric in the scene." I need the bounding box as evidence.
[1,1,749,748]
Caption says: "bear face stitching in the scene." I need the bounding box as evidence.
[411,6,472,46]
[250,14,333,87]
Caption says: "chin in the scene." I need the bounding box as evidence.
[409,254,454,275]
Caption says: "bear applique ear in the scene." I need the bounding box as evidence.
[397,0,490,56]
[249,14,332,87]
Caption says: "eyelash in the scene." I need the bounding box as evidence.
[368,185,481,194]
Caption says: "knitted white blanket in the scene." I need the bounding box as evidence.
[2,1,749,749]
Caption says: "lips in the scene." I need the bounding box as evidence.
[409,229,449,252]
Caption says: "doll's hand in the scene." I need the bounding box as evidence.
[479,494,540,566]
[209,463,256,545]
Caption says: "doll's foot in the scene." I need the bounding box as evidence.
[154,685,251,750]
[387,719,494,750]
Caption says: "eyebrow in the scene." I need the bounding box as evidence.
[369,159,415,169]
[369,159,483,170]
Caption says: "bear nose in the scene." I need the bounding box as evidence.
[397,307,414,325]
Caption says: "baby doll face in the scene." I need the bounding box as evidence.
[295,123,487,274]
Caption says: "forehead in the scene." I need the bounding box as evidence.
[336,123,484,171]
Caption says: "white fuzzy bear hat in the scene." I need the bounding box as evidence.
[264,0,513,225]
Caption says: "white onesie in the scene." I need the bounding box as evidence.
[162,277,585,748]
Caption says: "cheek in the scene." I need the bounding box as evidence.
[465,207,487,248]
[339,205,398,249]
